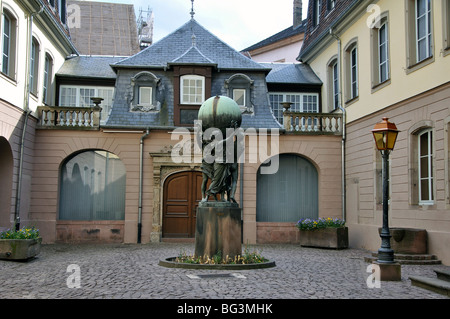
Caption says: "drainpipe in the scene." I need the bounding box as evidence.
[330,28,347,222]
[14,6,43,231]
[138,129,150,243]
[240,162,244,243]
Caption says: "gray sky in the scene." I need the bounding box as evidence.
[90,0,309,51]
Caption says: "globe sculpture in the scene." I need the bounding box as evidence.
[195,95,243,260]
[198,95,242,135]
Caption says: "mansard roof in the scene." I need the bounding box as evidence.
[242,21,306,53]
[261,62,322,85]
[298,0,359,62]
[112,19,269,72]
[56,55,124,79]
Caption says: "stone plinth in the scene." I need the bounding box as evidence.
[194,202,242,259]
[372,261,402,281]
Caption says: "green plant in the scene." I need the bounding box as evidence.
[175,245,268,265]
[0,226,40,239]
[296,217,345,231]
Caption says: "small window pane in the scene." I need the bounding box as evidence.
[233,89,245,106]
[139,87,152,105]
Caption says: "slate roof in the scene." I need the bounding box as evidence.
[112,19,269,72]
[298,0,358,61]
[56,55,124,79]
[242,21,306,52]
[261,62,322,85]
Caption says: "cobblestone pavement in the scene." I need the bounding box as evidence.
[0,243,448,300]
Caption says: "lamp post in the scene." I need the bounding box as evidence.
[372,117,399,264]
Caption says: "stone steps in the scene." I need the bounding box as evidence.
[409,269,450,297]
[364,252,442,265]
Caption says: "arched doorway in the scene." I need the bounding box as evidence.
[0,137,14,228]
[162,171,203,238]
[257,154,318,222]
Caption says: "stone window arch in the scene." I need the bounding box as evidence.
[130,71,160,112]
[225,73,254,114]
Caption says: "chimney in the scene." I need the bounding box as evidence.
[293,0,303,28]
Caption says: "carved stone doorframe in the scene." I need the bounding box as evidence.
[149,152,201,242]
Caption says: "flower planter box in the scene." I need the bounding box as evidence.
[299,227,348,249]
[0,238,42,261]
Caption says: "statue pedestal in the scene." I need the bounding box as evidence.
[194,202,242,259]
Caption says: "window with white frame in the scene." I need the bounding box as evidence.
[379,21,389,83]
[269,93,319,124]
[139,86,152,106]
[233,89,246,107]
[43,54,53,104]
[406,0,434,69]
[350,46,358,99]
[327,58,339,110]
[1,9,17,79]
[370,13,390,89]
[59,85,114,122]
[416,0,432,62]
[2,13,11,75]
[180,75,205,104]
[30,37,40,95]
[418,129,434,204]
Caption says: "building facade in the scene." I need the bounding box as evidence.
[0,0,77,231]
[29,13,343,245]
[299,0,450,264]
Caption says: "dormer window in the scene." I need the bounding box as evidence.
[180,75,205,104]
[173,66,212,126]
[233,89,246,107]
[139,87,153,106]
[225,73,254,113]
[313,0,322,27]
[130,71,160,112]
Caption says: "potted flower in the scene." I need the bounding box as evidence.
[0,226,42,261]
[296,217,348,249]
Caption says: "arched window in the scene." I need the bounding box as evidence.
[1,8,18,79]
[43,53,53,104]
[30,37,40,95]
[418,129,434,204]
[327,57,339,111]
[344,39,358,102]
[59,150,126,220]
[257,154,318,222]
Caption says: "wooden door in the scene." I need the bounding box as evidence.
[162,171,203,238]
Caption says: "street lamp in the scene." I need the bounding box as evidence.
[372,117,399,264]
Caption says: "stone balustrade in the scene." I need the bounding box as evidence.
[283,111,343,135]
[37,106,102,130]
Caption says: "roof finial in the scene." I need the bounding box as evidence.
[190,0,195,20]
